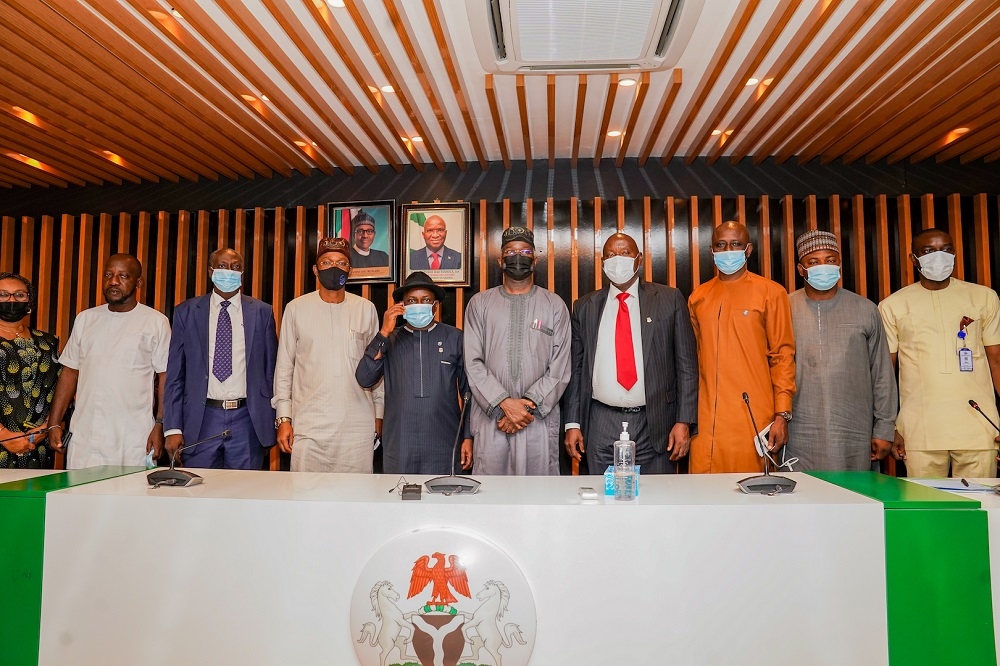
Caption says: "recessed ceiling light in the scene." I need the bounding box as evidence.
[11,106,24,113]
[148,9,169,20]
[260,94,269,101]
[745,78,759,86]
[171,7,182,18]
[762,78,774,86]
[380,85,395,94]
[725,129,733,135]
[367,85,379,93]
[294,140,308,147]
[607,130,622,137]
[327,0,346,6]
[618,77,637,87]
[711,129,722,136]
[410,136,423,142]
[953,127,970,134]
[241,94,257,102]
[102,150,114,155]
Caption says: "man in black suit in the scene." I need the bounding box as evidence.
[409,215,462,270]
[564,233,698,474]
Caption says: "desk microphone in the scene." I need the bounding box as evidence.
[147,430,231,487]
[969,399,1000,433]
[425,392,481,495]
[736,392,796,495]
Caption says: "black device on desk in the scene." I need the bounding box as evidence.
[425,392,481,495]
[147,430,230,488]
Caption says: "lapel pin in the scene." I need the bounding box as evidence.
[646,317,652,323]
[743,310,749,316]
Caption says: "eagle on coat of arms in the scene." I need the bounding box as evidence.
[407,552,471,610]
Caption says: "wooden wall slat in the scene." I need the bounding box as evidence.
[759,196,771,280]
[852,195,867,299]
[666,197,677,288]
[806,195,817,231]
[20,217,35,287]
[1,216,14,271]
[154,211,169,313]
[234,208,246,258]
[974,193,990,286]
[272,207,286,327]
[735,194,745,226]
[829,195,842,246]
[217,209,230,250]
[897,194,913,287]
[36,215,54,330]
[251,207,264,301]
[135,212,150,305]
[76,214,92,315]
[195,210,209,295]
[96,213,112,289]
[642,196,653,282]
[712,195,722,227]
[479,199,488,292]
[546,197,556,291]
[948,193,965,281]
[56,214,74,347]
[921,193,935,229]
[783,195,795,291]
[117,212,131,254]
[689,195,700,291]
[174,211,191,307]
[294,206,306,298]
[593,197,603,291]
[569,197,579,303]
[875,194,891,301]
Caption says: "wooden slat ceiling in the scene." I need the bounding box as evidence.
[1,0,998,189]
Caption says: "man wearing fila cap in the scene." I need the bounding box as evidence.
[784,230,897,471]
[272,237,384,472]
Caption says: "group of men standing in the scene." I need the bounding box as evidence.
[38,220,1000,480]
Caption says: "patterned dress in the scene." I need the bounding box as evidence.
[0,329,61,468]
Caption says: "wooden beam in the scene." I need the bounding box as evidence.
[593,74,620,167]
[485,75,511,169]
[571,75,588,168]
[515,75,532,168]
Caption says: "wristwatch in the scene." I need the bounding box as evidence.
[274,417,292,429]
[776,411,793,422]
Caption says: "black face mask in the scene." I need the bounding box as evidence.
[317,266,349,291]
[0,301,30,323]
[502,255,533,281]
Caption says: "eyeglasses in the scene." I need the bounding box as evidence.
[319,260,350,270]
[502,249,534,258]
[0,291,29,302]
[355,228,375,236]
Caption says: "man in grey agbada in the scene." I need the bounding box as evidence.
[464,226,571,475]
[785,230,897,471]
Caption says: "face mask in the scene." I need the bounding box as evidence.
[502,255,534,280]
[916,251,955,282]
[404,304,435,329]
[144,448,156,469]
[0,302,30,323]
[713,249,748,275]
[211,268,242,293]
[317,266,349,290]
[804,265,841,291]
[603,255,639,285]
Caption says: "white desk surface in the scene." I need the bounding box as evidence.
[0,468,59,484]
[52,469,879,506]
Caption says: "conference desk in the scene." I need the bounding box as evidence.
[0,468,59,483]
[35,470,891,665]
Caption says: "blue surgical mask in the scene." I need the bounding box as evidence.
[713,249,748,275]
[404,304,434,329]
[805,265,841,291]
[211,268,242,293]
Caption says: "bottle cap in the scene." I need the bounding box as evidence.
[619,421,629,441]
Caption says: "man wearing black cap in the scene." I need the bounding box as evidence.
[355,271,472,474]
[272,237,383,472]
[464,226,571,475]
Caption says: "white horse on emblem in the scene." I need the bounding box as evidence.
[461,580,527,666]
[357,581,413,666]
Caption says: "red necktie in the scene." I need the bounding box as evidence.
[431,252,440,270]
[615,292,637,390]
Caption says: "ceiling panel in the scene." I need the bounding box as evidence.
[0,0,995,189]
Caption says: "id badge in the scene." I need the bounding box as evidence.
[959,347,974,372]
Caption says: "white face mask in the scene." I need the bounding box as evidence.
[603,255,639,285]
[916,251,955,282]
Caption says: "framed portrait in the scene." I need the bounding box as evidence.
[401,202,472,287]
[327,200,397,284]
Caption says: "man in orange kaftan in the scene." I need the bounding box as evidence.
[688,222,796,473]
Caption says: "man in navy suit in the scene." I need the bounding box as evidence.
[409,215,462,270]
[164,248,278,469]
[564,233,699,474]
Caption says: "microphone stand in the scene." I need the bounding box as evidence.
[737,392,796,495]
[147,430,231,488]
[425,392,481,495]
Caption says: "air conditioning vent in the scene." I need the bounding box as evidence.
[469,0,705,74]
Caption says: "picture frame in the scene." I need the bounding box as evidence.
[401,202,472,288]
[327,200,397,284]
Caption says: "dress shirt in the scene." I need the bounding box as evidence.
[425,248,443,266]
[208,292,247,400]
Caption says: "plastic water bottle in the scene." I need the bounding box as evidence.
[614,422,637,501]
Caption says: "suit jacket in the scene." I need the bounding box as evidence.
[410,246,461,270]
[164,293,278,451]
[563,281,699,454]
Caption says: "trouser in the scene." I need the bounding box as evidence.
[585,401,673,475]
[184,404,264,470]
[905,449,997,478]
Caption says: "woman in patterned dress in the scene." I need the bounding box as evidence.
[0,272,61,469]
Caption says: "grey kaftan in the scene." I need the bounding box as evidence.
[464,285,571,475]
[786,288,897,471]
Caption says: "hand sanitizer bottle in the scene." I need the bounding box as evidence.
[614,421,637,501]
